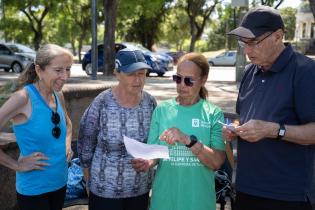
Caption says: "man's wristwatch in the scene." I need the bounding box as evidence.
[277,124,286,140]
[185,135,198,148]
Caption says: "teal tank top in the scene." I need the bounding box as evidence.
[13,84,68,195]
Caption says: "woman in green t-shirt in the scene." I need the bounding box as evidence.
[132,52,226,210]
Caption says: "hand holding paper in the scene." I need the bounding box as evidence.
[123,136,170,160]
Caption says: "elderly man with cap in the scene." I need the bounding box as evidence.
[77,48,157,210]
[223,5,315,210]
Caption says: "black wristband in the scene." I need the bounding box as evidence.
[185,135,198,148]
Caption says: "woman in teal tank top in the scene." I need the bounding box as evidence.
[0,44,73,210]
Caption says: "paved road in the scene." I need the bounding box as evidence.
[0,64,238,113]
[69,64,238,113]
[71,63,236,81]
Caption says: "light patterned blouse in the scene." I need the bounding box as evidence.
[78,89,156,198]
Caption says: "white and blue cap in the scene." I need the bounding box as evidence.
[115,48,152,73]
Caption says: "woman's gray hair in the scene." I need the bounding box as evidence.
[18,44,73,87]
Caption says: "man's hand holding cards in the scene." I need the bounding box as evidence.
[218,121,236,132]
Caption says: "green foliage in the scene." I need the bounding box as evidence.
[116,0,172,49]
[177,0,220,51]
[207,31,226,50]
[206,4,238,51]
[159,7,190,50]
[280,7,297,41]
[0,3,32,45]
[47,0,96,56]
[194,40,209,52]
[0,16,33,45]
[251,0,284,8]
[0,0,297,56]
[1,0,65,49]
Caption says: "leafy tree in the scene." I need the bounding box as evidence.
[0,6,33,45]
[48,0,103,62]
[159,7,191,51]
[2,0,61,50]
[178,0,220,52]
[260,0,283,8]
[62,0,94,62]
[279,7,297,41]
[117,0,171,50]
[251,0,284,8]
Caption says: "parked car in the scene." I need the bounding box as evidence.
[0,43,35,73]
[165,51,186,65]
[208,51,236,66]
[121,42,174,71]
[116,42,174,74]
[82,43,166,77]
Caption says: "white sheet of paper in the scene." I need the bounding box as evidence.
[123,135,169,160]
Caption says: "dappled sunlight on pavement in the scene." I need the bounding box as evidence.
[65,63,238,113]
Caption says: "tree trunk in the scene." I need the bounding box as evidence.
[103,0,118,76]
[78,36,85,63]
[186,0,218,52]
[21,5,50,51]
[71,42,77,63]
[189,34,196,52]
[189,15,196,52]
[34,27,42,50]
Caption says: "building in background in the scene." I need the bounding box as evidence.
[294,1,315,54]
[295,2,315,41]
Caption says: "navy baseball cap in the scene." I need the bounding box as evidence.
[115,49,152,73]
[227,6,284,39]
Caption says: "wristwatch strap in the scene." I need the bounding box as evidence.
[186,135,198,148]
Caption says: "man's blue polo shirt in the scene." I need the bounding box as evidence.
[236,44,315,203]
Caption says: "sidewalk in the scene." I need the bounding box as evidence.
[65,74,238,114]
[0,64,238,114]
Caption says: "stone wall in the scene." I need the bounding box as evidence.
[62,85,111,139]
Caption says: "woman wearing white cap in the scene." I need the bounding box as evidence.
[78,48,156,210]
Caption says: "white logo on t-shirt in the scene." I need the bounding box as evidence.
[192,119,199,127]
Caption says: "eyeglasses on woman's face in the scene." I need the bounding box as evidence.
[238,32,274,49]
[51,111,61,138]
[172,75,198,87]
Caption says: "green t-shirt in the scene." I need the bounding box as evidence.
[148,98,225,210]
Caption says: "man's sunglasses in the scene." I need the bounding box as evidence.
[51,111,61,138]
[172,75,196,87]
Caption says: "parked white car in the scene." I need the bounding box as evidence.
[208,51,236,66]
